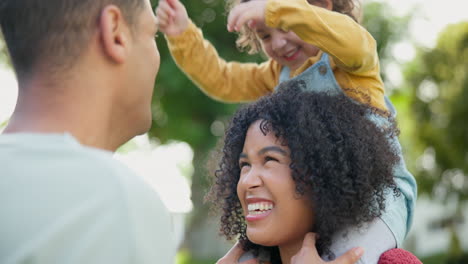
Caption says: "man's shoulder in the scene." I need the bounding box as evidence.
[0,134,175,263]
[0,132,171,227]
[0,133,149,195]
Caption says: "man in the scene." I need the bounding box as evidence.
[0,0,174,263]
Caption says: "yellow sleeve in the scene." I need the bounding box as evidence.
[265,0,387,111]
[165,20,280,103]
[266,0,377,74]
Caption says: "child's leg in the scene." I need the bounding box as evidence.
[323,217,396,264]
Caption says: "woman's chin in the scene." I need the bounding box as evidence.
[247,230,277,247]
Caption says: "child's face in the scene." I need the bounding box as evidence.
[237,120,314,248]
[255,22,320,71]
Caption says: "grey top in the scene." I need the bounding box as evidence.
[0,133,175,264]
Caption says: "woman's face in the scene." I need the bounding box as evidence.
[237,120,315,247]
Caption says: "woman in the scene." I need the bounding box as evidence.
[206,81,400,263]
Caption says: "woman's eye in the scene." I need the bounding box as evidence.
[239,161,250,168]
[260,35,270,40]
[265,156,278,163]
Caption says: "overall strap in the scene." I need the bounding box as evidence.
[275,53,342,95]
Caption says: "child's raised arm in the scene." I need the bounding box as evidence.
[161,0,280,103]
[155,0,189,36]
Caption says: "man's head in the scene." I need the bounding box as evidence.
[0,0,144,78]
[1,0,161,150]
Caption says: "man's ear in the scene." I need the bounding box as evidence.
[99,5,129,63]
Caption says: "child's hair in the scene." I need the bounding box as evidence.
[226,0,361,54]
[206,80,399,260]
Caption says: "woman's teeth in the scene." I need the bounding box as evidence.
[248,202,274,214]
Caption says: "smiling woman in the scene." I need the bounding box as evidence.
[206,80,400,263]
[237,119,315,250]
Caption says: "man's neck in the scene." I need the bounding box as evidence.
[4,76,123,151]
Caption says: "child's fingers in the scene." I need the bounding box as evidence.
[227,1,265,32]
[155,9,170,25]
[155,4,175,23]
[230,9,253,32]
[227,5,248,31]
[227,4,243,31]
[166,0,179,9]
[247,20,257,29]
[156,16,169,28]
[156,1,175,18]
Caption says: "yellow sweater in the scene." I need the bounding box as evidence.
[166,0,387,112]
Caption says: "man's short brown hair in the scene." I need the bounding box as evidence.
[0,0,145,78]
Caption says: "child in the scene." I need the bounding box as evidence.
[156,0,416,261]
[157,0,386,110]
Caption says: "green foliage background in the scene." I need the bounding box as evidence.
[0,0,466,262]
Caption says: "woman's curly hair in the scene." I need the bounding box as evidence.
[206,80,400,261]
[226,0,360,54]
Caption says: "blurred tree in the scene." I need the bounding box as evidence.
[402,22,468,258]
[403,22,468,198]
[148,0,412,261]
[0,34,10,65]
[361,1,411,89]
[0,35,12,126]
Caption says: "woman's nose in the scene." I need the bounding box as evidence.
[239,166,263,190]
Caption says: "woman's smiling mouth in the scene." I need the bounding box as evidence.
[246,199,275,221]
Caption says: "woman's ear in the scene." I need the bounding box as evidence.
[308,0,333,11]
[99,5,129,63]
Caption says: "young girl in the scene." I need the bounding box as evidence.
[156,0,416,261]
[207,81,400,263]
[156,0,386,110]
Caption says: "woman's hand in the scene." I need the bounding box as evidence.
[291,233,364,264]
[216,242,259,264]
[155,0,189,36]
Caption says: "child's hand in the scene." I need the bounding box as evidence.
[227,0,267,32]
[155,0,189,36]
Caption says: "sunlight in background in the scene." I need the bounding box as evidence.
[0,64,17,126]
[115,135,194,249]
[115,135,193,214]
[374,0,467,48]
[373,0,467,90]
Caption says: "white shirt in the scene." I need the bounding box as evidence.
[0,133,175,264]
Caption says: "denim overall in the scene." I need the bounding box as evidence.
[277,53,417,247]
